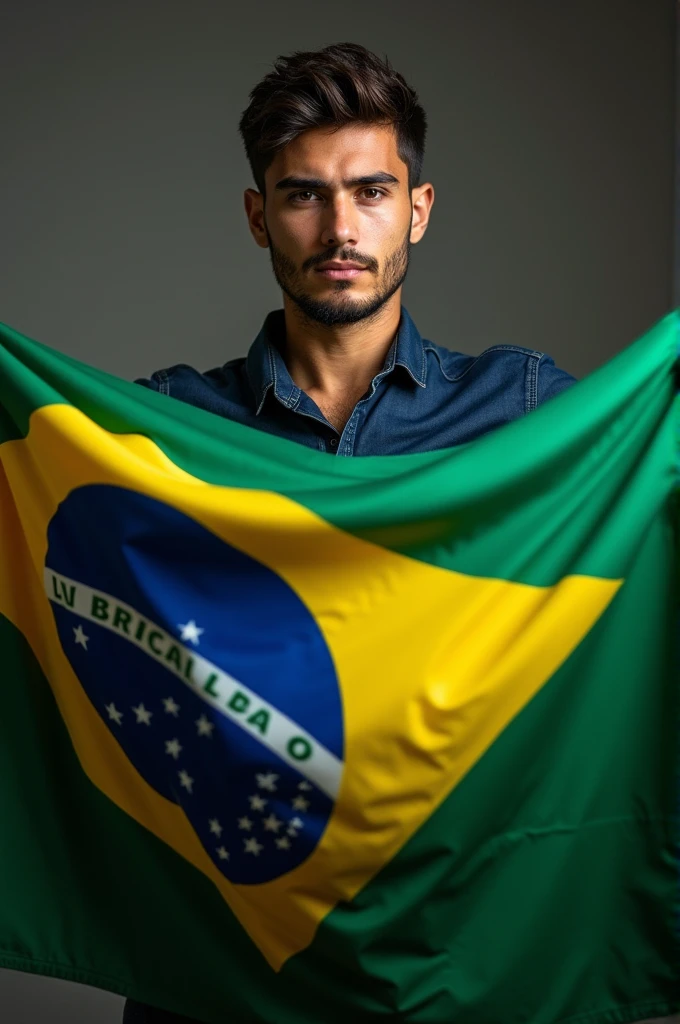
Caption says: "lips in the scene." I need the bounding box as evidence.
[316,264,367,280]
[317,263,366,271]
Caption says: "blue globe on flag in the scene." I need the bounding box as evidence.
[45,484,344,884]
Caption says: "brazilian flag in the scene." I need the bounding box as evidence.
[0,310,678,1024]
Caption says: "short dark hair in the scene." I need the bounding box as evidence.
[237,42,427,201]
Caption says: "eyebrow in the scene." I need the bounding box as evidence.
[273,171,400,192]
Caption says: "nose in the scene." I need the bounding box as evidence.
[320,195,358,250]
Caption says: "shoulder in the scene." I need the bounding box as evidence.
[422,339,577,411]
[134,357,247,397]
[133,357,252,417]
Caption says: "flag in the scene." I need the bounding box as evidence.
[0,311,678,1024]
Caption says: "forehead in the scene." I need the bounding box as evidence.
[266,123,404,184]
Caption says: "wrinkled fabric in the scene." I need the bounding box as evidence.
[126,306,577,1024]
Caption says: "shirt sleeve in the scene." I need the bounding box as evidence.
[536,354,578,406]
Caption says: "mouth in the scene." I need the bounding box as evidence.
[315,267,367,280]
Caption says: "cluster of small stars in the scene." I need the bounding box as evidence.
[103,697,213,735]
[206,774,314,862]
[103,692,217,797]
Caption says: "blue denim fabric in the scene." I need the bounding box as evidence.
[124,303,576,1023]
[134,305,577,456]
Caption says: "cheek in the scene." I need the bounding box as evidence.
[276,221,319,259]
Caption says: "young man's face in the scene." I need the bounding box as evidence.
[245,123,431,327]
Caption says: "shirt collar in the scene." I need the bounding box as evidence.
[244,305,427,415]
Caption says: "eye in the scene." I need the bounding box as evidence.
[289,188,387,203]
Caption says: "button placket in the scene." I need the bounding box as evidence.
[338,373,388,456]
[338,411,358,457]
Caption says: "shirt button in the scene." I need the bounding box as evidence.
[329,438,338,448]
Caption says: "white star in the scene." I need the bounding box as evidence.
[178,769,194,793]
[237,816,253,831]
[162,696,180,716]
[249,794,267,812]
[178,619,204,645]
[298,781,312,791]
[244,837,263,856]
[255,772,279,792]
[292,795,309,812]
[132,703,152,725]
[73,624,89,650]
[195,714,214,737]
[165,738,183,759]
[290,816,304,829]
[287,825,299,837]
[262,813,282,833]
[216,846,230,861]
[209,818,222,837]
[104,702,123,725]
[275,836,291,850]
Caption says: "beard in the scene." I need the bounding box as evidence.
[262,216,413,329]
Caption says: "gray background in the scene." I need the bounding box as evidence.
[0,0,677,1021]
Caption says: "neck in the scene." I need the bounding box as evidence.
[280,296,402,432]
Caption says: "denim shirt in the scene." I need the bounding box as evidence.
[134,305,577,455]
[126,305,576,1023]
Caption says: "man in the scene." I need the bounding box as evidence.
[123,39,575,1024]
